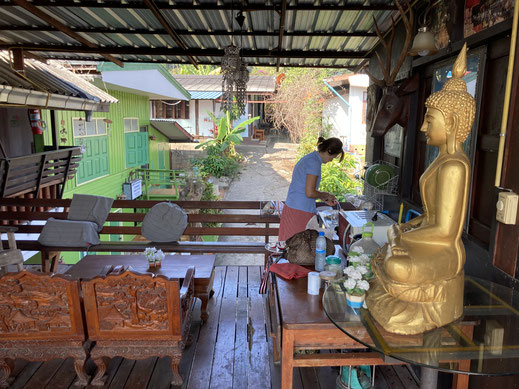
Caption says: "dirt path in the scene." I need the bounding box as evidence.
[215,140,298,265]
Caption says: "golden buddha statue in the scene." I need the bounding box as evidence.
[365,44,476,335]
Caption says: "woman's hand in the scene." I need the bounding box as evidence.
[322,192,338,206]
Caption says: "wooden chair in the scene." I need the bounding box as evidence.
[253,125,265,141]
[82,266,195,387]
[0,226,23,275]
[0,270,89,388]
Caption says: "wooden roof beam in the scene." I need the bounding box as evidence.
[25,1,398,11]
[143,0,198,68]
[0,26,378,38]
[11,0,123,67]
[0,44,368,59]
[276,0,287,71]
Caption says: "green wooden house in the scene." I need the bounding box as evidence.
[39,63,192,263]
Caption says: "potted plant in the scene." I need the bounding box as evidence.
[347,246,374,280]
[343,265,370,308]
[144,247,165,269]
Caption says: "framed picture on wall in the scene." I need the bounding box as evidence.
[425,45,487,169]
[464,0,514,38]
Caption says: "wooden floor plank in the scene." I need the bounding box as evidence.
[209,266,239,389]
[393,365,419,389]
[177,314,202,389]
[233,267,248,389]
[267,333,281,389]
[147,357,172,389]
[44,358,77,389]
[22,359,64,389]
[378,365,404,389]
[7,359,29,387]
[247,266,271,389]
[9,362,42,389]
[316,361,339,389]
[373,365,391,389]
[107,359,135,389]
[123,357,157,389]
[86,357,124,389]
[187,266,226,389]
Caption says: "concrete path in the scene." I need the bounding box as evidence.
[215,138,298,265]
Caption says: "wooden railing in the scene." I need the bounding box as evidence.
[133,168,186,201]
[0,147,81,198]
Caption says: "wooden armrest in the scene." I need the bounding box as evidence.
[180,266,195,298]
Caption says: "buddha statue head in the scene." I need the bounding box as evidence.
[423,44,476,153]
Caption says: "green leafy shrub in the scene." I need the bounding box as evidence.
[200,181,222,228]
[191,145,240,178]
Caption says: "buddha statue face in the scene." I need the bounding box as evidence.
[420,108,447,147]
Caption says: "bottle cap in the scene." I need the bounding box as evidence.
[318,231,325,236]
[319,271,337,281]
[325,256,341,265]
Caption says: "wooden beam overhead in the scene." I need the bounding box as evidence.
[143,0,198,68]
[276,0,287,71]
[0,44,368,59]
[24,1,398,11]
[11,48,25,73]
[10,0,123,67]
[0,25,378,38]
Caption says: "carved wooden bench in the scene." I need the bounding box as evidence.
[81,265,195,387]
[0,270,89,388]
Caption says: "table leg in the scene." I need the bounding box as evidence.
[281,329,295,389]
[420,367,438,389]
[199,293,209,323]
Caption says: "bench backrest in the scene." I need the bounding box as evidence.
[0,198,280,238]
[81,268,193,341]
[0,270,85,341]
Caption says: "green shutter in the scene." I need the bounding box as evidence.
[125,132,149,168]
[76,136,109,184]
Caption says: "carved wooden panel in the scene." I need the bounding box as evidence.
[82,270,181,340]
[0,271,84,339]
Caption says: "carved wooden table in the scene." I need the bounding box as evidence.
[66,254,215,322]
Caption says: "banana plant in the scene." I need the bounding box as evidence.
[195,111,260,155]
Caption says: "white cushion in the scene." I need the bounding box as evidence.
[141,203,188,242]
[38,218,100,247]
[67,194,114,232]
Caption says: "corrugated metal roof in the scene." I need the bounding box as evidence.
[0,1,408,70]
[174,75,276,93]
[0,50,118,110]
[150,119,195,142]
[189,91,223,99]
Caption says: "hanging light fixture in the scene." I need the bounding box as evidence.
[408,0,440,57]
[221,6,249,116]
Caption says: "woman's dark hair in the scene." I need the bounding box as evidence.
[317,137,344,162]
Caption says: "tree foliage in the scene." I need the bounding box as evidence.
[168,64,220,75]
[266,68,335,142]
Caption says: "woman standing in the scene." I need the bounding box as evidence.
[278,137,344,241]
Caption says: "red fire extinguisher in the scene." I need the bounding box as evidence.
[28,109,46,135]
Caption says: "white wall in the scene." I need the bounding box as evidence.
[323,80,367,149]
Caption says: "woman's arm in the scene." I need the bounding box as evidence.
[305,174,337,205]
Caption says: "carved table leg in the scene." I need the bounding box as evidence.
[73,357,90,386]
[91,357,108,386]
[170,359,183,387]
[0,358,12,388]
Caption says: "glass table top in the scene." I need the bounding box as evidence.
[323,276,519,375]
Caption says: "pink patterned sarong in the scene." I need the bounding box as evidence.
[278,204,315,242]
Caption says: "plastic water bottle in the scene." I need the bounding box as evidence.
[315,231,327,271]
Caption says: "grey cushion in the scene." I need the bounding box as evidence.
[38,218,100,247]
[141,202,188,242]
[67,194,114,232]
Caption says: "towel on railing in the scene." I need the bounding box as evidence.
[141,202,187,242]
[67,194,114,232]
[38,218,100,247]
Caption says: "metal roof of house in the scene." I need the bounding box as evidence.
[0,51,118,110]
[189,91,223,100]
[0,1,404,70]
[150,119,195,142]
[174,75,276,93]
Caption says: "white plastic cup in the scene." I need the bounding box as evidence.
[308,272,321,295]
